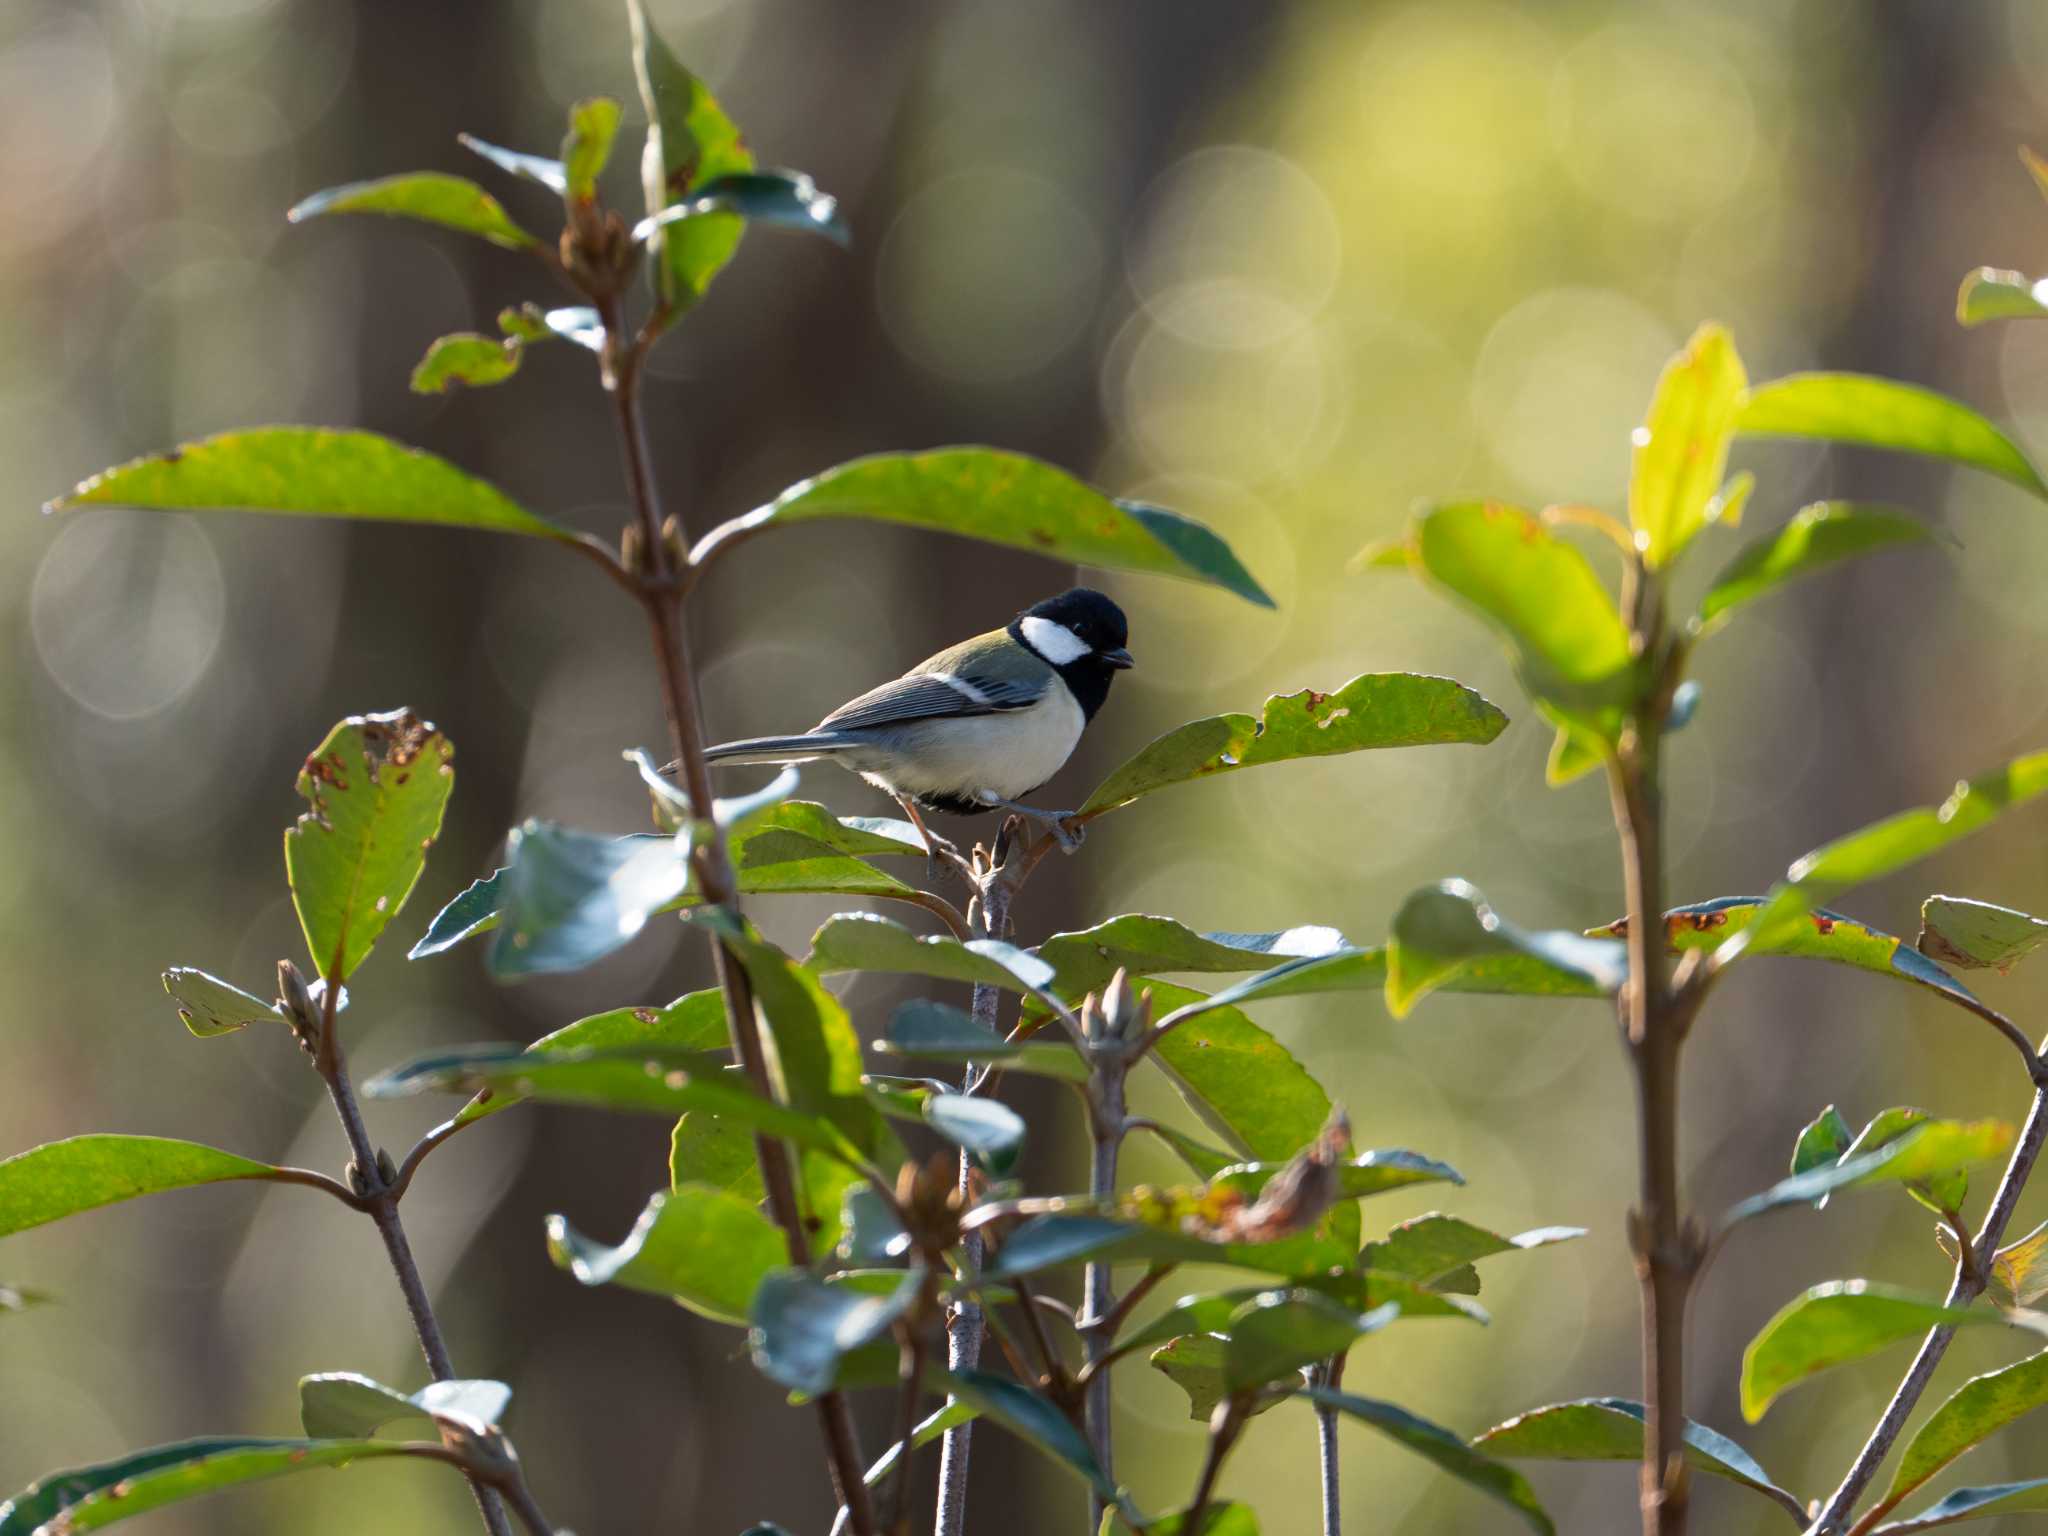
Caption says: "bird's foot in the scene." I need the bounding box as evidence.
[981,796,1086,854]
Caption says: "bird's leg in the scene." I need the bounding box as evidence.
[977,794,1085,854]
[895,794,971,881]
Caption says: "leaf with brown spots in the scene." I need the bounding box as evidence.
[1079,672,1506,815]
[284,711,454,983]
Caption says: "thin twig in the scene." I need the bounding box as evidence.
[1810,1073,2048,1534]
[595,290,875,1535]
[1315,1354,1347,1536]
[311,1012,515,1536]
[890,1323,931,1536]
[1183,1397,1246,1536]
[1083,1052,1128,1534]
[389,1111,487,1202]
[262,1164,375,1210]
[936,869,1013,1536]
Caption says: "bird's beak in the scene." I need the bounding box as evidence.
[1101,647,1134,670]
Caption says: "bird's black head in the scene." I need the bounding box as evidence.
[1010,587,1133,721]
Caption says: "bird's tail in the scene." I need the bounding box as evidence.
[701,732,856,768]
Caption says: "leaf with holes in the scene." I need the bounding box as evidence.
[1918,896,2048,973]
[1078,674,1506,815]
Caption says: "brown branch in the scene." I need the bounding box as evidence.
[594,291,874,1536]
[389,1112,487,1203]
[1812,1074,2048,1534]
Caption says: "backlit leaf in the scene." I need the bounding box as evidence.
[1697,503,1934,629]
[410,333,524,394]
[0,1135,290,1238]
[1630,323,1748,569]
[1957,268,2048,326]
[547,1183,784,1324]
[161,968,284,1039]
[1386,880,1624,1018]
[286,711,455,982]
[298,1374,509,1439]
[1741,1281,1999,1422]
[287,172,537,248]
[1885,1349,2048,1512]
[1918,896,2048,973]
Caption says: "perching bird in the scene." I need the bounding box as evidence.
[700,588,1132,853]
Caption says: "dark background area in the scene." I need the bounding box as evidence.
[9,1,2048,1531]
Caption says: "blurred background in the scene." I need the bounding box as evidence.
[7,0,2048,1530]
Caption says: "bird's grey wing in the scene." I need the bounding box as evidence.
[817,670,1046,733]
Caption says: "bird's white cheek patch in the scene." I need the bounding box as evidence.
[1021,616,1090,665]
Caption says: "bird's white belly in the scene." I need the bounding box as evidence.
[857,687,1085,802]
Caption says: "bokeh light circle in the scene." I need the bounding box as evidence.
[32,513,227,720]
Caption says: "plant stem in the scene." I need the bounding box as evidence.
[597,298,875,1536]
[1315,1354,1346,1536]
[314,1026,514,1536]
[936,862,1013,1536]
[1609,604,1704,1536]
[1184,1397,1246,1536]
[1811,1070,2048,1535]
[890,1323,930,1536]
[1084,1052,1128,1534]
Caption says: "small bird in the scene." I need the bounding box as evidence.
[701,588,1133,853]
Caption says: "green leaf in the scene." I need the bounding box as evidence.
[1214,1149,1464,1203]
[1078,673,1506,815]
[942,1368,1118,1501]
[874,999,1087,1084]
[1873,1478,2048,1530]
[1305,1388,1554,1535]
[46,426,568,539]
[362,1044,853,1155]
[1545,723,1607,787]
[1139,980,1331,1160]
[562,96,621,202]
[286,711,455,982]
[409,802,924,961]
[1697,503,1935,629]
[1149,1334,1290,1422]
[924,1093,1025,1175]
[636,169,850,247]
[1597,898,1995,1023]
[1886,1349,2048,1512]
[853,1401,978,1493]
[1792,1106,1853,1178]
[694,911,890,1157]
[1719,752,2048,965]
[287,171,537,248]
[410,333,524,395]
[1726,1117,2013,1226]
[1105,1502,1260,1536]
[547,1183,784,1325]
[984,1210,1349,1285]
[1741,1281,2001,1422]
[1405,501,1636,739]
[0,1438,427,1535]
[808,912,1055,994]
[457,133,566,194]
[1224,1290,1397,1391]
[298,1374,509,1438]
[749,1267,921,1397]
[1630,323,1748,568]
[1363,1214,1583,1287]
[458,990,728,1127]
[1386,880,1625,1018]
[1737,373,2048,500]
[1036,917,1352,995]
[0,1135,294,1238]
[1958,1219,2048,1308]
[1957,268,2048,326]
[628,0,754,309]
[161,968,284,1039]
[694,447,1272,607]
[1474,1398,1802,1523]
[1919,896,2048,973]
[484,821,689,978]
